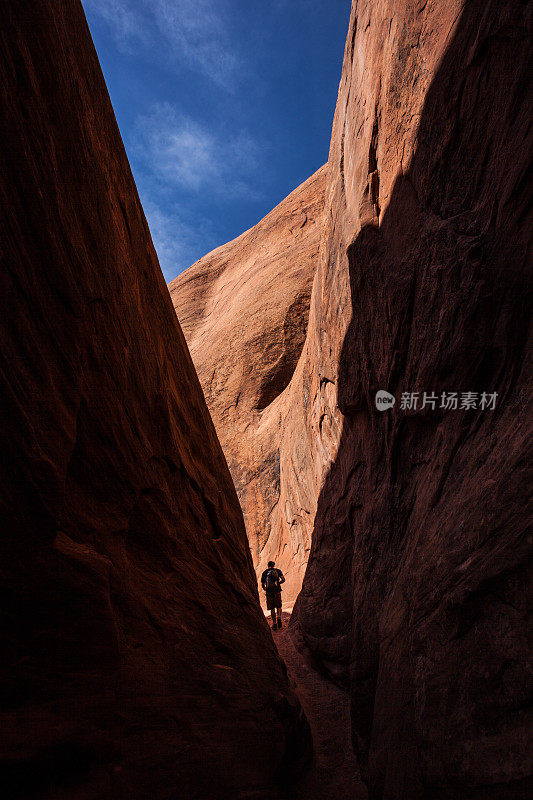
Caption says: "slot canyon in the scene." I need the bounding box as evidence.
[0,1,531,799]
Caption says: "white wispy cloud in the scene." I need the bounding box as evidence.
[130,104,263,279]
[83,0,239,89]
[130,103,261,197]
[152,0,239,89]
[141,197,217,281]
[83,0,150,50]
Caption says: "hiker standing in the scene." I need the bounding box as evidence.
[261,560,285,630]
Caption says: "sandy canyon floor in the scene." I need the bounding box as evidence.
[272,612,368,800]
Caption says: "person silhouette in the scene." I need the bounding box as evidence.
[261,560,285,630]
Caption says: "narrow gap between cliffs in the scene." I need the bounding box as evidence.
[271,612,368,800]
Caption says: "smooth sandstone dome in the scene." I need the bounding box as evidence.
[169,165,327,606]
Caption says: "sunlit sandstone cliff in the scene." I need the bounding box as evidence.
[0,2,310,797]
[169,166,327,606]
[290,0,532,798]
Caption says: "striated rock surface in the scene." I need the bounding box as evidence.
[0,2,310,798]
[290,0,532,798]
[169,166,327,605]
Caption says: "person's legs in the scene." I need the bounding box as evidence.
[276,598,282,628]
[271,608,277,629]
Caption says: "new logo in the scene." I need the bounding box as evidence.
[375,390,395,410]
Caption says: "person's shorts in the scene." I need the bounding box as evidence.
[266,589,282,610]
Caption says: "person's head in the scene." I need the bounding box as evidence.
[268,560,275,568]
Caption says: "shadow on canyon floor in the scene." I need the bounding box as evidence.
[293,0,531,797]
[273,612,367,800]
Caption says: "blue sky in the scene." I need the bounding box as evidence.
[83,0,350,282]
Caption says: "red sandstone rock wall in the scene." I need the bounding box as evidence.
[0,2,310,797]
[169,166,327,606]
[291,0,532,797]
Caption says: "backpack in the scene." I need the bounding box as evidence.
[265,568,280,590]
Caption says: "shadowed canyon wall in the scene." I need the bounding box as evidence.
[169,167,327,606]
[0,2,310,798]
[290,0,532,798]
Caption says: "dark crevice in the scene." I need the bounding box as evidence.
[256,289,313,411]
[349,16,358,63]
